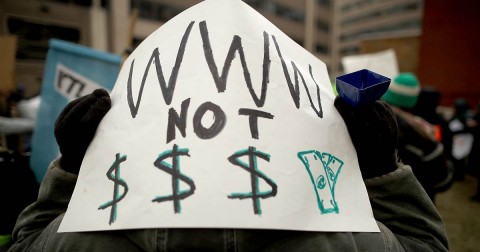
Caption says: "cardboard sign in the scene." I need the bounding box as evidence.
[60,0,378,233]
[341,49,399,79]
[30,39,122,183]
[0,35,17,94]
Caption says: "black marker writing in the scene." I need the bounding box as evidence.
[98,153,129,225]
[152,144,195,213]
[271,35,323,118]
[271,35,299,108]
[228,146,277,215]
[127,21,195,118]
[57,70,86,98]
[307,65,323,118]
[125,20,324,120]
[238,108,274,139]
[193,101,226,139]
[200,21,271,107]
[166,100,227,143]
[167,98,191,143]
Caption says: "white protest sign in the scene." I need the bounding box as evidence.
[341,49,399,79]
[59,0,378,232]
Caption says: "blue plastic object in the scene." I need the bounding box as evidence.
[335,69,391,107]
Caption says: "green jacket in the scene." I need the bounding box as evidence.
[9,159,448,251]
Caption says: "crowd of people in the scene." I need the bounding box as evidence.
[0,89,40,251]
[381,72,480,203]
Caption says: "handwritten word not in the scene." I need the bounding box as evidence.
[167,98,274,143]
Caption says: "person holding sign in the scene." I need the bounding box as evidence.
[7,89,448,251]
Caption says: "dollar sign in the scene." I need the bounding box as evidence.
[228,146,277,215]
[152,144,195,213]
[98,153,128,225]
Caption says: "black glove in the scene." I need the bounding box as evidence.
[55,89,111,174]
[334,96,398,179]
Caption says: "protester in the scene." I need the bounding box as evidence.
[0,149,38,251]
[0,96,40,135]
[0,90,40,250]
[468,101,480,202]
[7,89,448,251]
[412,86,455,193]
[0,93,40,152]
[381,73,450,202]
[448,98,476,181]
[412,86,449,143]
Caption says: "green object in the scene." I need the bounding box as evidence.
[332,81,338,96]
[0,234,12,246]
[382,73,420,109]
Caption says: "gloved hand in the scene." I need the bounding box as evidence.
[334,96,398,179]
[55,89,111,174]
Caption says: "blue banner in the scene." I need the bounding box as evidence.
[30,39,121,182]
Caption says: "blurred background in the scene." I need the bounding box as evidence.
[1,0,479,104]
[0,0,479,251]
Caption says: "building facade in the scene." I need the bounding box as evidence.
[0,0,423,96]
